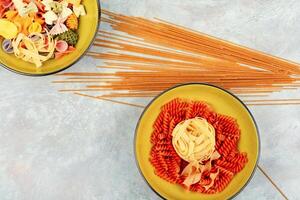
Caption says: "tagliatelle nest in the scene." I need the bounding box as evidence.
[66,13,78,30]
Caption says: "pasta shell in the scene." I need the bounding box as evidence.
[66,13,78,30]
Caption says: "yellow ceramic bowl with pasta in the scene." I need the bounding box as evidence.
[0,0,100,76]
[135,83,260,200]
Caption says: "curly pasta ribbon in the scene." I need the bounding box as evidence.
[28,22,42,34]
[12,32,56,67]
[172,117,216,163]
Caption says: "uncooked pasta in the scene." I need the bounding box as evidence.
[150,98,248,194]
[54,10,300,105]
[172,117,216,163]
[0,0,86,67]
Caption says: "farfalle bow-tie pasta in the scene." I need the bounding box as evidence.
[0,0,86,67]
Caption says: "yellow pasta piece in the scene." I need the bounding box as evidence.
[15,15,34,35]
[28,22,42,34]
[12,32,56,67]
[66,13,78,30]
[4,10,18,21]
[172,117,215,163]
[5,13,34,36]
[0,19,18,39]
[29,12,45,25]
[172,117,220,188]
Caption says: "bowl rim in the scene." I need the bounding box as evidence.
[0,0,101,76]
[133,82,261,200]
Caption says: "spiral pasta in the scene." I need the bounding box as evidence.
[0,0,85,67]
[149,98,248,194]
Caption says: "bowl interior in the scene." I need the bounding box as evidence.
[135,83,259,200]
[0,0,99,75]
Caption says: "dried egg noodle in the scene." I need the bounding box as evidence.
[12,32,56,67]
[172,117,216,163]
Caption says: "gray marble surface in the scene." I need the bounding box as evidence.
[1,0,300,199]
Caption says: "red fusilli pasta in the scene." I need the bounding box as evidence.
[149,98,248,194]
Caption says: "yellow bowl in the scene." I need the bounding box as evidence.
[0,0,100,76]
[135,83,260,200]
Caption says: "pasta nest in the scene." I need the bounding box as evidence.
[172,117,216,163]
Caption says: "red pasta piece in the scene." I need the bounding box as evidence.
[155,138,172,145]
[151,154,168,175]
[190,184,205,193]
[216,159,238,172]
[149,98,248,194]
[232,161,247,173]
[217,136,239,157]
[199,178,211,186]
[185,101,194,119]
[203,188,217,194]
[214,174,233,193]
[153,112,164,132]
[162,98,181,112]
[227,152,248,165]
[154,144,172,151]
[223,124,240,137]
[162,112,171,134]
[174,109,186,119]
[216,166,234,177]
[166,158,180,183]
[150,130,160,144]
[193,101,213,119]
[169,119,177,135]
[207,112,218,124]
[216,114,236,124]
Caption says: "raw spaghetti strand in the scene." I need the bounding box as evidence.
[54,10,300,105]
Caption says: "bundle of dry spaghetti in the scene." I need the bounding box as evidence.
[54,9,300,105]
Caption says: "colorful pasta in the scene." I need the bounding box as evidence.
[0,0,86,67]
[66,13,78,30]
[149,98,248,194]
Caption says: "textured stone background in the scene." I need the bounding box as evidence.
[1,0,299,199]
